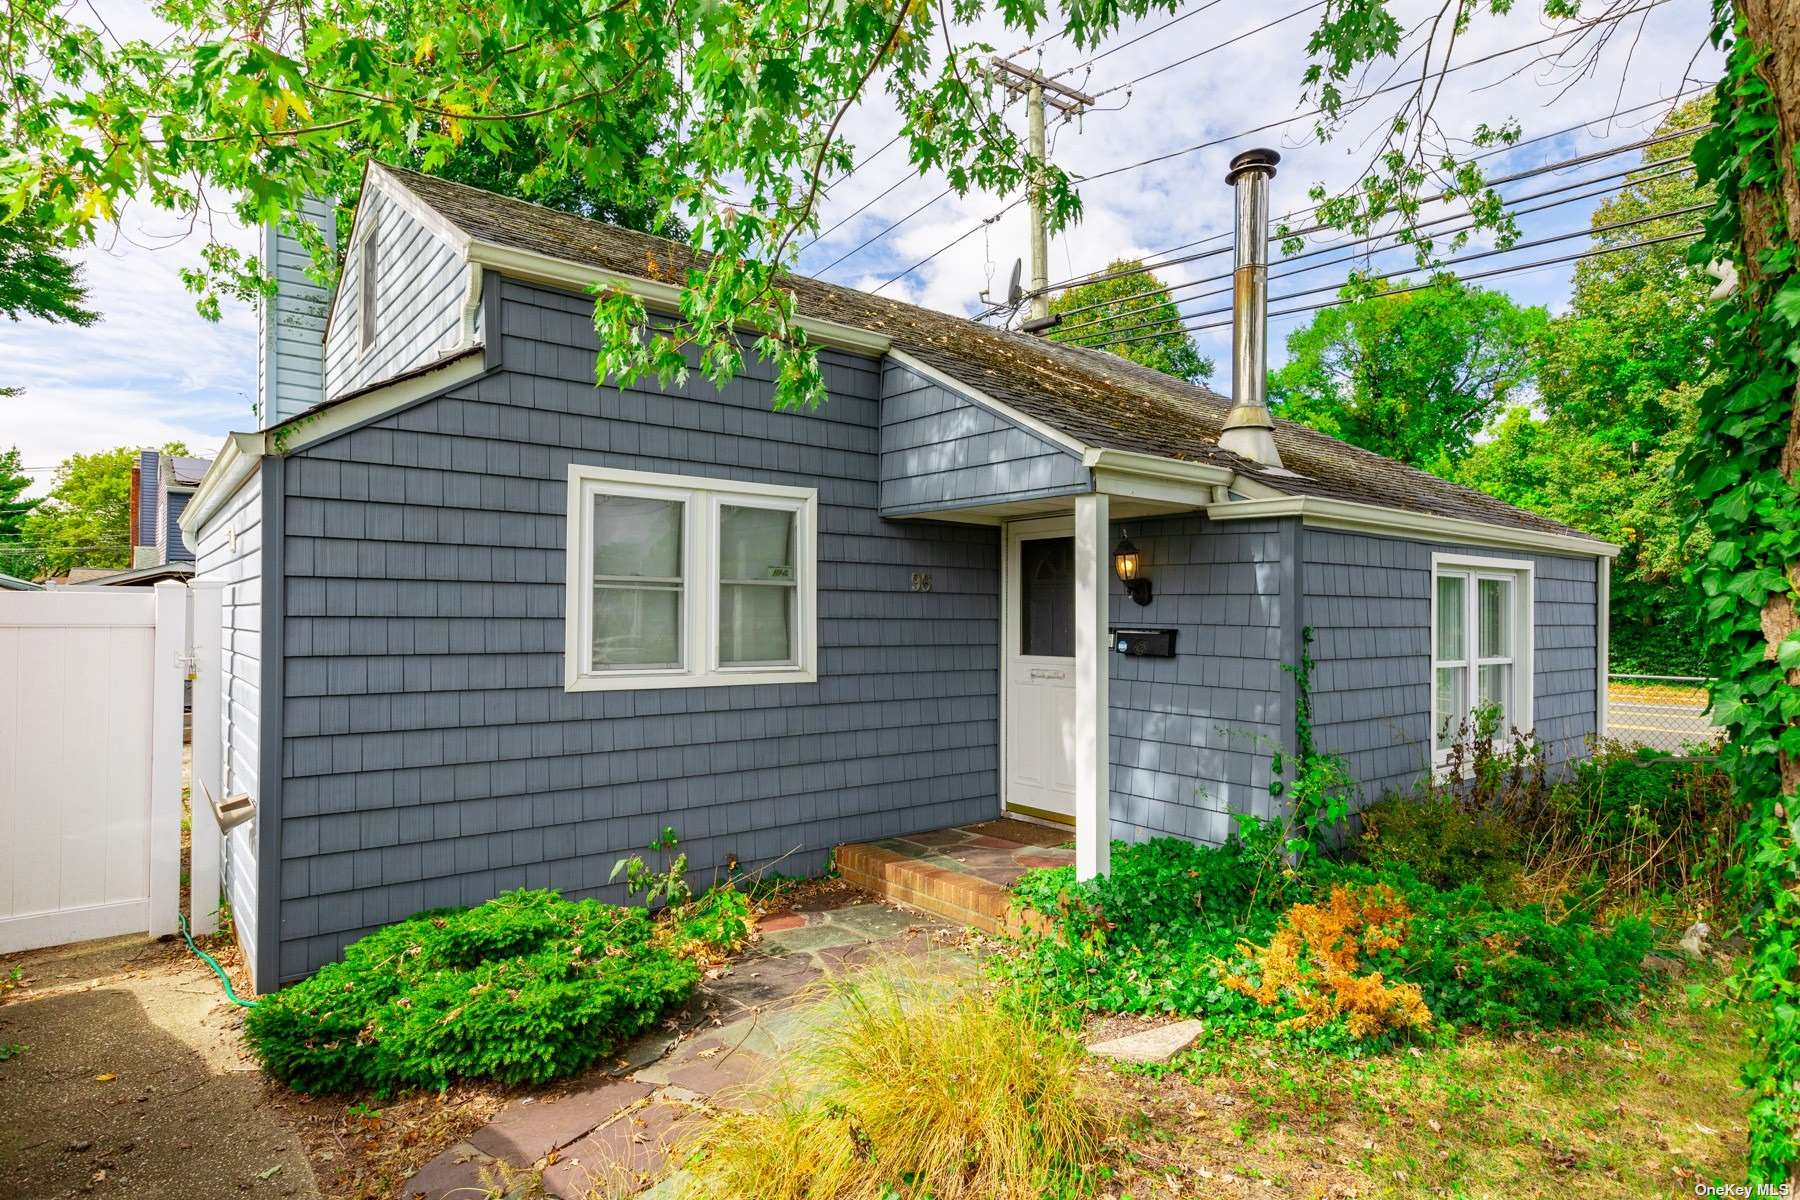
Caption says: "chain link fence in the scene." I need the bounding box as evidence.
[1607,674,1720,754]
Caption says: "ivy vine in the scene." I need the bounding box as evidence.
[1680,4,1800,1182]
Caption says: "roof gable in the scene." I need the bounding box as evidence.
[355,165,1589,542]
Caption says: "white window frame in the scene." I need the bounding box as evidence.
[1429,552,1535,769]
[564,465,818,692]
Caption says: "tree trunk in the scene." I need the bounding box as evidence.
[1736,0,1800,798]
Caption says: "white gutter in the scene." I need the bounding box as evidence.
[1206,494,1621,558]
[1081,447,1235,486]
[178,432,264,539]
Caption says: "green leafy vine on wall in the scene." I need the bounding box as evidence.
[1680,4,1800,1181]
[1269,626,1355,863]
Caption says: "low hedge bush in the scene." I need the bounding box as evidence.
[1001,832,1654,1046]
[246,888,722,1093]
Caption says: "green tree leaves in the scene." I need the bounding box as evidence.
[1267,277,1545,472]
[1047,259,1212,383]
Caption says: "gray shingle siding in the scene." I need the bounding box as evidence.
[190,467,268,989]
[878,362,1088,516]
[1301,529,1599,802]
[1105,515,1287,847]
[272,277,1001,981]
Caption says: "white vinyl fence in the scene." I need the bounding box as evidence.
[0,583,189,953]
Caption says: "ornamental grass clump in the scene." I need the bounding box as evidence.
[678,971,1112,1200]
[245,888,721,1094]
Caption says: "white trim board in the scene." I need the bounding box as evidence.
[562,464,819,693]
[1207,495,1620,558]
[1429,552,1536,772]
[468,240,892,358]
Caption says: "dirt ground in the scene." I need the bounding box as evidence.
[0,934,320,1200]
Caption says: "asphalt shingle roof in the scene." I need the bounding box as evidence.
[383,166,1583,539]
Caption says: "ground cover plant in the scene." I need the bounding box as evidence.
[246,886,746,1094]
[676,970,1113,1200]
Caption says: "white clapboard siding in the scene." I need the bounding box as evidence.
[189,466,265,985]
[323,187,466,402]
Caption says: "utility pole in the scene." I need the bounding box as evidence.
[990,58,1092,330]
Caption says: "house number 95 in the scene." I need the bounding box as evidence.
[910,572,933,593]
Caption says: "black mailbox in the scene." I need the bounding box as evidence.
[1111,627,1177,657]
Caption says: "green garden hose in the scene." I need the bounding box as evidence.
[178,913,257,1008]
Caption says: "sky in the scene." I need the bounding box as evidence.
[0,0,1720,496]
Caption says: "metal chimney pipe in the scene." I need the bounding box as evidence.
[1218,148,1283,468]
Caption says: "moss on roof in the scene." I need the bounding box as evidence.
[382,166,1584,539]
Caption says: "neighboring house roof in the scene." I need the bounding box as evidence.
[0,572,42,591]
[165,456,211,488]
[52,568,123,586]
[375,167,1582,540]
[79,561,195,587]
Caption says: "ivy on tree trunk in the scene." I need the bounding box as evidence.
[1682,0,1800,1179]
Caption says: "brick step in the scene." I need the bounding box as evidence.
[837,841,1020,934]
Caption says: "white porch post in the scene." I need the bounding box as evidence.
[1074,492,1111,880]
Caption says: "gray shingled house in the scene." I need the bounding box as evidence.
[181,160,1616,990]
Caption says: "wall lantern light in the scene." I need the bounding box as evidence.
[1113,531,1152,606]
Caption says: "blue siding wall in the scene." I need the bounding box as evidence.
[878,362,1088,516]
[271,278,1002,982]
[1105,515,1288,846]
[164,490,194,562]
[1302,529,1599,801]
[136,450,159,548]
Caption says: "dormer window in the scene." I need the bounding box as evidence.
[357,214,378,352]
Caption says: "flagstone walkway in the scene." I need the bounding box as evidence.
[400,898,972,1200]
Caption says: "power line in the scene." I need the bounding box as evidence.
[1088,0,1331,99]
[812,186,954,277]
[1076,0,1671,186]
[1050,132,1703,334]
[1051,155,1697,340]
[1044,0,1230,82]
[1083,226,1701,350]
[1077,201,1705,346]
[1032,86,1713,299]
[872,197,1032,294]
[814,0,1339,282]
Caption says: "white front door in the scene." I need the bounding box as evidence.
[1003,519,1079,823]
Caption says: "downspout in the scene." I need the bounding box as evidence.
[1219,149,1284,468]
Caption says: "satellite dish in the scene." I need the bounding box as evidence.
[1006,258,1023,306]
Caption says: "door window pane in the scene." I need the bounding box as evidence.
[1436,573,1465,661]
[1020,536,1075,658]
[1435,665,1468,750]
[592,494,683,669]
[1478,577,1512,658]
